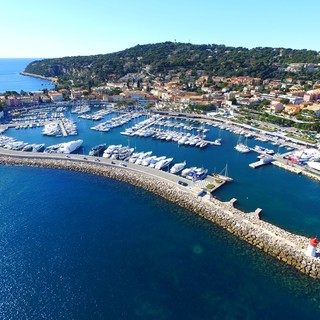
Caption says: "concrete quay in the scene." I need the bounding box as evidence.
[1,149,320,279]
[58,121,68,137]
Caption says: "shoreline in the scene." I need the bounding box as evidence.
[1,151,320,279]
[20,71,58,84]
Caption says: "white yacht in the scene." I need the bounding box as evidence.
[155,157,173,170]
[44,139,83,154]
[235,143,251,153]
[149,156,166,168]
[181,167,197,177]
[170,161,186,174]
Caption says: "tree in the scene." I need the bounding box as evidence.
[280,98,290,104]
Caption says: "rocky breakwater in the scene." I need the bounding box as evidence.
[1,154,320,279]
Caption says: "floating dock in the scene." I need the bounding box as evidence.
[249,159,273,169]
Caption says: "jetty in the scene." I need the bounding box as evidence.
[249,159,274,169]
[272,160,303,174]
[0,148,320,279]
[58,121,68,137]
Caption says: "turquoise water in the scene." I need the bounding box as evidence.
[0,58,54,93]
[1,165,320,319]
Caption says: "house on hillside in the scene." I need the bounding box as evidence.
[284,104,301,115]
[270,101,284,113]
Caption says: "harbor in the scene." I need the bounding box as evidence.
[2,106,320,264]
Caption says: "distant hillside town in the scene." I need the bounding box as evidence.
[1,42,320,141]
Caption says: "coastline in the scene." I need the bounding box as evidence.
[1,151,320,279]
[20,71,58,84]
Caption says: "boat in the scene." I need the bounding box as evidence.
[199,141,208,148]
[149,156,166,168]
[259,155,274,164]
[185,167,208,181]
[135,151,152,165]
[307,161,320,171]
[170,161,186,174]
[44,139,83,154]
[235,143,251,153]
[155,157,173,170]
[142,156,157,166]
[21,144,34,152]
[118,147,134,160]
[32,144,45,152]
[102,144,122,158]
[58,139,83,154]
[181,166,197,177]
[235,135,251,153]
[193,168,208,180]
[89,143,106,156]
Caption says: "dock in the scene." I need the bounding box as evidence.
[249,159,273,169]
[58,121,68,137]
[272,160,303,174]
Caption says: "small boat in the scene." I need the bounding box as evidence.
[155,157,173,170]
[170,161,186,174]
[89,143,106,156]
[181,166,197,177]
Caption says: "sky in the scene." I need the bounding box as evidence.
[1,0,319,58]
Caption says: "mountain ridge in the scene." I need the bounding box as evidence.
[24,41,320,87]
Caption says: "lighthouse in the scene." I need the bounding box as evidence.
[305,238,319,257]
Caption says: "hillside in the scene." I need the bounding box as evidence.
[24,42,320,87]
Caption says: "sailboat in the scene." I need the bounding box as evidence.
[235,136,251,153]
[213,164,233,182]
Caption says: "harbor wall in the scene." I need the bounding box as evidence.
[20,72,58,84]
[1,155,320,279]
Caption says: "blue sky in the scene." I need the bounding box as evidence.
[1,0,319,58]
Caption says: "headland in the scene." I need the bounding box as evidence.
[1,148,320,279]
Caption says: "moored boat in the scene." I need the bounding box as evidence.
[170,161,186,174]
[89,143,106,156]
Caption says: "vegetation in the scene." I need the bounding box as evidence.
[24,42,320,86]
[188,103,216,113]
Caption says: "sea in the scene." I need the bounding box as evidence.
[1,59,320,319]
[0,58,54,93]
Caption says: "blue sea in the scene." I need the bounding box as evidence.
[0,58,54,93]
[1,59,320,319]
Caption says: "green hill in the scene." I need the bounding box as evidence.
[24,42,320,87]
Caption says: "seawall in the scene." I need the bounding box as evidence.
[1,154,320,279]
[20,71,58,83]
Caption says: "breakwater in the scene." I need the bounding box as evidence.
[1,154,320,279]
[20,71,57,83]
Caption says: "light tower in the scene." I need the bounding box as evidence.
[305,238,319,257]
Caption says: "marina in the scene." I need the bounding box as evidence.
[2,105,320,273]
[2,56,320,318]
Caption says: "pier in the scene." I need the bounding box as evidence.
[249,159,273,169]
[272,160,303,174]
[58,121,68,137]
[1,149,320,279]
